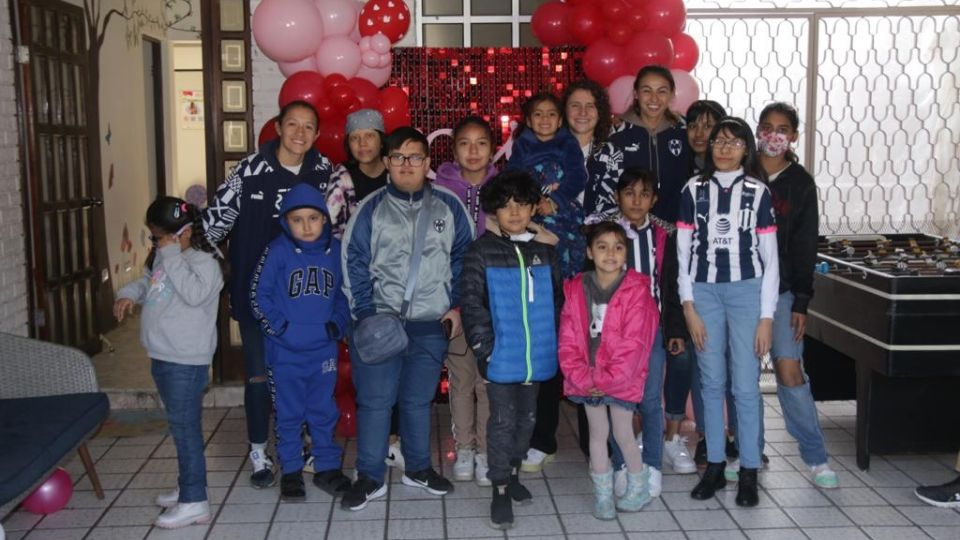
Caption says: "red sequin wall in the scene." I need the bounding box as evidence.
[387,47,585,166]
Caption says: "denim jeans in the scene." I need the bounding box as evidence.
[608,331,665,470]
[691,361,738,436]
[238,318,271,446]
[772,291,829,466]
[487,382,539,483]
[351,320,447,484]
[663,340,697,420]
[693,278,763,468]
[152,359,209,503]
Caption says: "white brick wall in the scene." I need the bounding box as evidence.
[0,0,30,336]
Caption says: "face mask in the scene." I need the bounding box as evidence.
[757,130,790,157]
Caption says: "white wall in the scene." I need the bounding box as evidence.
[170,41,206,199]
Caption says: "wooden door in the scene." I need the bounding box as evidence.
[17,0,105,354]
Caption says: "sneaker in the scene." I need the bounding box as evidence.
[810,464,840,489]
[489,484,514,530]
[725,459,740,481]
[303,455,315,474]
[507,468,533,504]
[647,466,662,497]
[249,449,276,489]
[520,448,555,473]
[725,436,739,460]
[694,437,707,466]
[914,475,960,508]
[154,501,211,529]
[402,468,454,495]
[313,469,352,495]
[155,488,179,508]
[453,448,475,481]
[691,461,727,500]
[341,475,387,511]
[385,440,405,470]
[614,465,627,498]
[281,471,306,501]
[475,453,491,487]
[663,435,697,474]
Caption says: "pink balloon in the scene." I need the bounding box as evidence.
[348,0,364,42]
[253,0,325,62]
[315,36,362,79]
[278,56,319,78]
[359,36,373,50]
[370,33,391,54]
[362,50,379,67]
[314,0,357,37]
[376,52,392,68]
[22,468,73,514]
[670,68,700,115]
[356,64,392,88]
[607,75,636,115]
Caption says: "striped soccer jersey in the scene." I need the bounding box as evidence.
[624,219,661,309]
[677,171,777,283]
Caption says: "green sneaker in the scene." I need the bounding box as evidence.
[810,464,839,489]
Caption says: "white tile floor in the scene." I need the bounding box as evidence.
[4,398,960,540]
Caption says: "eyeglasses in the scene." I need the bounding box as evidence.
[710,138,747,150]
[387,153,426,166]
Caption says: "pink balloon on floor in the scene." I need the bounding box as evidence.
[670,69,701,115]
[21,468,73,515]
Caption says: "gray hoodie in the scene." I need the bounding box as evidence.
[117,244,224,365]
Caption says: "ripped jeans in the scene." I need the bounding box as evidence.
[486,382,540,484]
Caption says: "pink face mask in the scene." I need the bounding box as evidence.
[757,130,791,157]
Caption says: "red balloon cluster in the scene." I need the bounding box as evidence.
[263,71,411,165]
[334,341,357,438]
[531,0,699,86]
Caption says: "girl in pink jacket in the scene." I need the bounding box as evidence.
[558,221,659,519]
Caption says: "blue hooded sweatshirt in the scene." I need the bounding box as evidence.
[249,183,351,363]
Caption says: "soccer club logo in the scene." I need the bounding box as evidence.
[433,218,446,233]
[669,139,683,157]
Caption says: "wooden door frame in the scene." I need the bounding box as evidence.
[142,35,166,198]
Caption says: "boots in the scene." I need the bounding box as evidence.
[616,469,652,512]
[691,461,727,500]
[489,482,514,530]
[507,466,533,505]
[736,467,759,507]
[590,470,617,520]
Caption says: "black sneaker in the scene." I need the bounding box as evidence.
[691,461,727,500]
[341,475,387,511]
[725,436,739,460]
[280,471,306,501]
[313,469,352,496]
[735,468,759,507]
[489,483,514,530]
[508,469,532,505]
[915,475,960,508]
[694,437,707,466]
[402,467,454,495]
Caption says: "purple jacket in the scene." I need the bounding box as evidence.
[433,161,497,238]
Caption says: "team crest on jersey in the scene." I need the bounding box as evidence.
[669,139,682,157]
[433,218,446,233]
[532,255,542,265]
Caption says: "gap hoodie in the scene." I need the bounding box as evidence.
[249,183,351,364]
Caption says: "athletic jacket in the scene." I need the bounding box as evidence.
[341,182,474,322]
[460,228,563,384]
[768,162,819,314]
[203,138,333,323]
[249,183,351,362]
[558,270,659,402]
[433,162,497,238]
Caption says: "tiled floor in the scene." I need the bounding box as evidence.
[4,398,960,540]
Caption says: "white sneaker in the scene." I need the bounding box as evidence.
[520,448,555,473]
[725,459,740,482]
[810,463,839,489]
[385,440,405,470]
[453,448,476,481]
[249,449,276,489]
[663,435,697,474]
[154,501,211,529]
[475,453,491,487]
[647,466,662,497]
[614,465,627,498]
[155,488,179,508]
[303,455,315,474]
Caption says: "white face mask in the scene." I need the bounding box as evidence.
[757,130,791,157]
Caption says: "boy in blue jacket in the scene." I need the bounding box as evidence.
[250,183,352,501]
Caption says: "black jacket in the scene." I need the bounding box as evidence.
[768,162,819,314]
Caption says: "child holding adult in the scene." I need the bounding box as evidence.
[678,117,779,507]
[115,198,224,528]
[249,183,353,501]
[559,221,659,519]
[203,100,333,488]
[326,109,388,239]
[434,116,499,485]
[506,91,587,473]
[459,170,564,530]
[756,102,838,488]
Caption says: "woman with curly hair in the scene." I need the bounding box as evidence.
[563,79,612,209]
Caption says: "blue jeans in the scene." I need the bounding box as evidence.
[691,360,738,436]
[772,291,829,466]
[238,318,270,446]
[663,340,697,420]
[152,359,208,502]
[693,279,763,468]
[352,320,447,484]
[609,331,665,470]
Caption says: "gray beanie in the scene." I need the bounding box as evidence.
[345,109,385,134]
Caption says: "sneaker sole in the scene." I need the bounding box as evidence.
[281,493,306,502]
[453,470,474,482]
[813,477,840,489]
[154,514,212,529]
[915,491,960,508]
[488,519,514,530]
[476,478,492,487]
[401,474,451,495]
[667,460,698,474]
[155,499,178,509]
[343,484,388,511]
[519,453,555,473]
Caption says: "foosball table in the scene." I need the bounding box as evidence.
[804,234,960,469]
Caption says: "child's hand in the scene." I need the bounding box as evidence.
[683,303,707,352]
[537,197,555,216]
[667,338,685,356]
[113,299,135,322]
[546,182,560,193]
[755,318,773,357]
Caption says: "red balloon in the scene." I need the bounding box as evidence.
[625,5,646,30]
[314,95,339,121]
[530,1,573,47]
[324,73,349,93]
[567,3,605,45]
[600,0,626,21]
[329,84,357,110]
[359,0,411,43]
[347,78,381,110]
[646,0,686,37]
[671,32,700,72]
[379,86,411,132]
[607,22,632,45]
[258,117,279,148]
[582,38,627,87]
[22,468,73,514]
[278,71,326,110]
[624,31,675,74]
[335,393,357,437]
[315,117,348,164]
